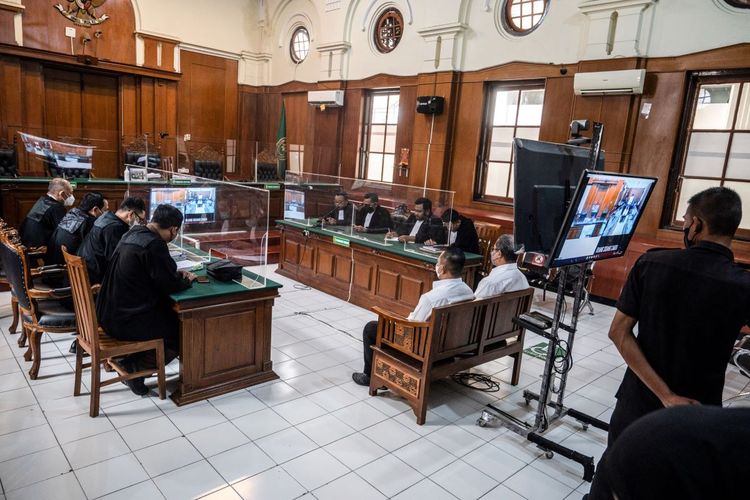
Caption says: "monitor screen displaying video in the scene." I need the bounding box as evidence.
[547,171,657,268]
[149,187,217,224]
[284,189,306,220]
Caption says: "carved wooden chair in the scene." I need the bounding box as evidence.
[63,248,166,417]
[0,232,76,379]
[193,145,224,180]
[474,222,502,276]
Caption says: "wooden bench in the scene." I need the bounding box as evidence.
[368,287,535,424]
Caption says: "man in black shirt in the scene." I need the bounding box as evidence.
[434,209,480,254]
[353,192,393,234]
[322,191,355,226]
[20,178,75,250]
[387,197,445,244]
[46,192,107,266]
[587,187,750,500]
[604,406,750,500]
[97,204,196,395]
[78,197,146,285]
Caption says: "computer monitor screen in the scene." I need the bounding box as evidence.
[149,187,216,224]
[284,189,306,220]
[547,170,657,268]
[513,139,605,254]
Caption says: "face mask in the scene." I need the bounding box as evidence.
[683,226,693,249]
[64,194,75,207]
[366,205,375,213]
[435,264,441,278]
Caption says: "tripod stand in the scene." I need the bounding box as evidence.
[476,262,609,481]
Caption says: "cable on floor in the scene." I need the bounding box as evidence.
[451,372,501,392]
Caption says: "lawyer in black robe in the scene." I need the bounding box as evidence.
[20,178,74,250]
[45,192,107,266]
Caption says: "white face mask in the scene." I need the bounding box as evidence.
[64,194,75,207]
[435,264,441,278]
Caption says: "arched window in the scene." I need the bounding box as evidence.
[374,8,403,54]
[502,0,549,35]
[290,27,310,63]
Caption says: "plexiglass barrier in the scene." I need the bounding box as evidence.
[282,172,455,257]
[126,167,270,289]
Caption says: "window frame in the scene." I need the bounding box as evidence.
[359,89,400,183]
[373,8,404,54]
[501,0,550,36]
[663,70,750,239]
[289,26,310,64]
[474,80,546,205]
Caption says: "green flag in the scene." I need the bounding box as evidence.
[276,100,287,180]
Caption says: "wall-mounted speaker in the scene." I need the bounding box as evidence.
[416,95,444,115]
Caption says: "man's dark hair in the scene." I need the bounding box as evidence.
[152,204,184,230]
[441,209,460,223]
[335,191,348,200]
[494,234,517,262]
[441,247,465,277]
[79,192,105,212]
[364,192,379,203]
[688,187,742,238]
[119,197,146,213]
[415,197,432,212]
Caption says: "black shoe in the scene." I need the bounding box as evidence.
[120,359,150,396]
[69,340,77,354]
[352,372,370,386]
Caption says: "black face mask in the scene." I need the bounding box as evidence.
[366,205,375,213]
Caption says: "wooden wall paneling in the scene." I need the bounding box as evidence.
[340,88,363,179]
[237,88,258,180]
[538,76,574,144]
[17,60,45,175]
[139,77,156,138]
[223,58,239,157]
[81,72,119,179]
[393,85,416,185]
[155,79,178,169]
[142,36,178,72]
[448,81,484,207]
[119,75,137,141]
[21,0,136,66]
[627,71,688,237]
[0,10,15,45]
[310,107,342,176]
[0,56,22,142]
[43,68,83,145]
[283,92,309,149]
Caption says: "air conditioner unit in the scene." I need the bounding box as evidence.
[573,69,646,96]
[307,90,344,107]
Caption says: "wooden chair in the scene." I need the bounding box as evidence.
[369,288,534,424]
[0,232,77,379]
[62,248,166,417]
[474,222,502,276]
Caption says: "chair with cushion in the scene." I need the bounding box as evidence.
[194,160,223,180]
[63,248,166,417]
[124,151,161,169]
[0,232,76,379]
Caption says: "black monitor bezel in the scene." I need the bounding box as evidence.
[546,169,657,269]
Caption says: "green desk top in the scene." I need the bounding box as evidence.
[0,177,282,190]
[277,219,482,265]
[170,267,282,303]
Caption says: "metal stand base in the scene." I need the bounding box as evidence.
[475,262,605,482]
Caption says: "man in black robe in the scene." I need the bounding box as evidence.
[322,191,355,226]
[353,192,393,234]
[96,204,196,395]
[46,192,107,266]
[436,209,480,254]
[387,197,445,244]
[20,177,75,251]
[77,197,146,285]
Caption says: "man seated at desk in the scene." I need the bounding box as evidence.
[46,192,107,266]
[20,177,75,252]
[475,235,528,298]
[431,208,480,254]
[78,197,146,284]
[96,204,196,396]
[386,197,445,244]
[352,247,474,386]
[353,192,393,233]
[322,191,355,226]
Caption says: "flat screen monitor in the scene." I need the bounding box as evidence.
[284,189,306,220]
[513,138,605,254]
[149,187,216,224]
[547,170,657,268]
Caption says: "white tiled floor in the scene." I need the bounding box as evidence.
[1,265,749,499]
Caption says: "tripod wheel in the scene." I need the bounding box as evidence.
[545,451,554,459]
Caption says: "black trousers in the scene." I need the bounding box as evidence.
[362,320,378,375]
[587,396,658,500]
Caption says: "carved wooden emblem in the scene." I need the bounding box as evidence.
[55,1,110,26]
[374,359,419,397]
[393,325,413,350]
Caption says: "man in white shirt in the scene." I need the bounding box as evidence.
[475,234,529,298]
[352,247,475,386]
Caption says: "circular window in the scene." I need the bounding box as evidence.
[724,0,750,7]
[502,0,549,35]
[374,8,403,54]
[290,27,310,63]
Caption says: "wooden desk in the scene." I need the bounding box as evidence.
[276,220,482,317]
[169,268,282,405]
